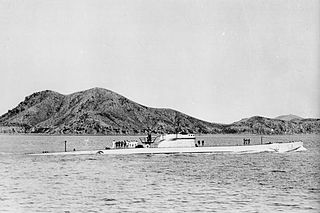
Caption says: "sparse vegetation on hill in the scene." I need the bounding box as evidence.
[0,88,319,135]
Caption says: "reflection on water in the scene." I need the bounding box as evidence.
[0,134,319,212]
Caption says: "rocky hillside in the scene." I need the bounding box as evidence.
[224,116,320,134]
[0,88,223,134]
[0,88,319,135]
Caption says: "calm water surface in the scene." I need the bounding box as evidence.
[0,134,319,212]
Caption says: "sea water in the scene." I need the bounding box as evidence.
[0,134,319,212]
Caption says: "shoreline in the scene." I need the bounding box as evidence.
[0,133,318,137]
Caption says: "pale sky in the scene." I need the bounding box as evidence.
[0,0,319,124]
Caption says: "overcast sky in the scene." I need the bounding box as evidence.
[0,0,319,123]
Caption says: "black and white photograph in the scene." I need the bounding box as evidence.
[0,0,319,212]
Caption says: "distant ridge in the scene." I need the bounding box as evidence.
[0,88,319,134]
[275,114,303,121]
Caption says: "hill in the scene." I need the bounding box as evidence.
[224,116,320,134]
[0,88,223,134]
[0,88,319,135]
